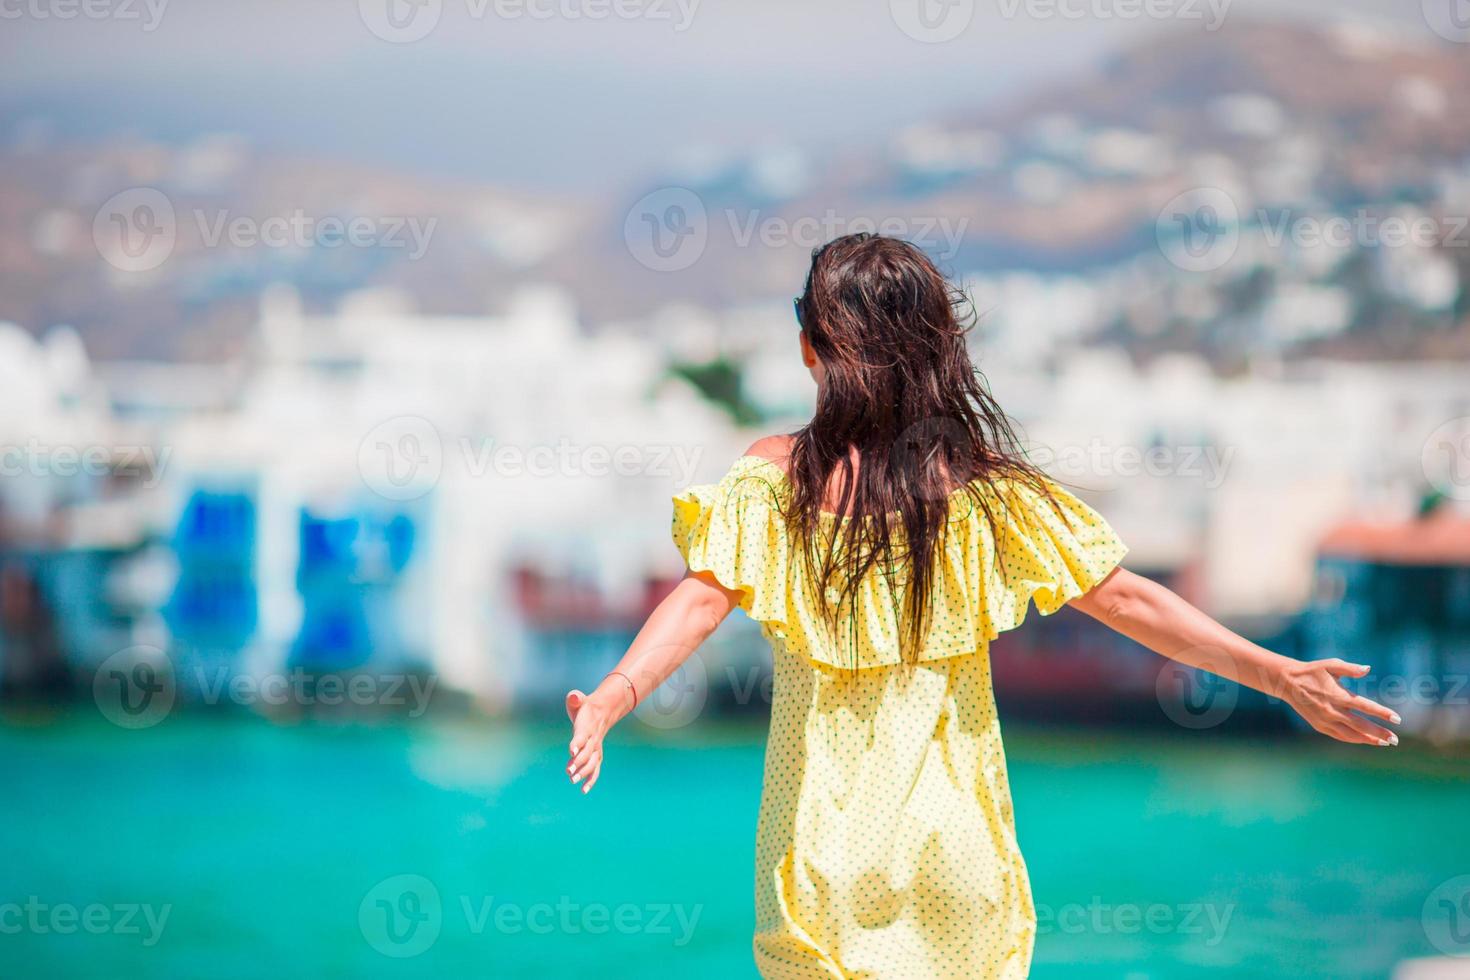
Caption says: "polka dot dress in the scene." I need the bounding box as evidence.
[672,456,1128,980]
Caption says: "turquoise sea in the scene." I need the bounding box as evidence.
[1,708,1466,978]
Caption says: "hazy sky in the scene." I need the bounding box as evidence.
[0,0,1448,189]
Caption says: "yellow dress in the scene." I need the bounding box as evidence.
[672,456,1128,980]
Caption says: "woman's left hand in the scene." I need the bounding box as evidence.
[1280,658,1401,747]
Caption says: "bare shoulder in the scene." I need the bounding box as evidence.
[742,434,795,472]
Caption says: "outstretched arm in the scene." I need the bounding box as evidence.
[565,570,741,793]
[1070,567,1400,746]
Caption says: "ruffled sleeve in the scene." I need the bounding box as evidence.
[671,456,794,633]
[671,458,1126,670]
[962,477,1128,642]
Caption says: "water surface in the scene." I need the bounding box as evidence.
[0,710,1463,978]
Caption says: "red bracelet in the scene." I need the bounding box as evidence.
[607,671,638,710]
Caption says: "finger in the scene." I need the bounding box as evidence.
[1347,694,1401,726]
[569,721,592,759]
[1322,720,1376,746]
[570,744,600,780]
[570,752,599,781]
[1322,659,1371,679]
[573,753,600,786]
[582,761,602,794]
[565,690,585,723]
[1335,710,1398,746]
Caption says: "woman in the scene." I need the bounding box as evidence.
[564,234,1399,979]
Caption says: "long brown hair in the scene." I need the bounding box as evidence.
[787,233,1055,660]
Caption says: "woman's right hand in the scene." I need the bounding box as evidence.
[561,572,737,795]
[566,689,614,794]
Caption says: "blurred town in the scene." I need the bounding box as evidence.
[2,18,1469,742]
